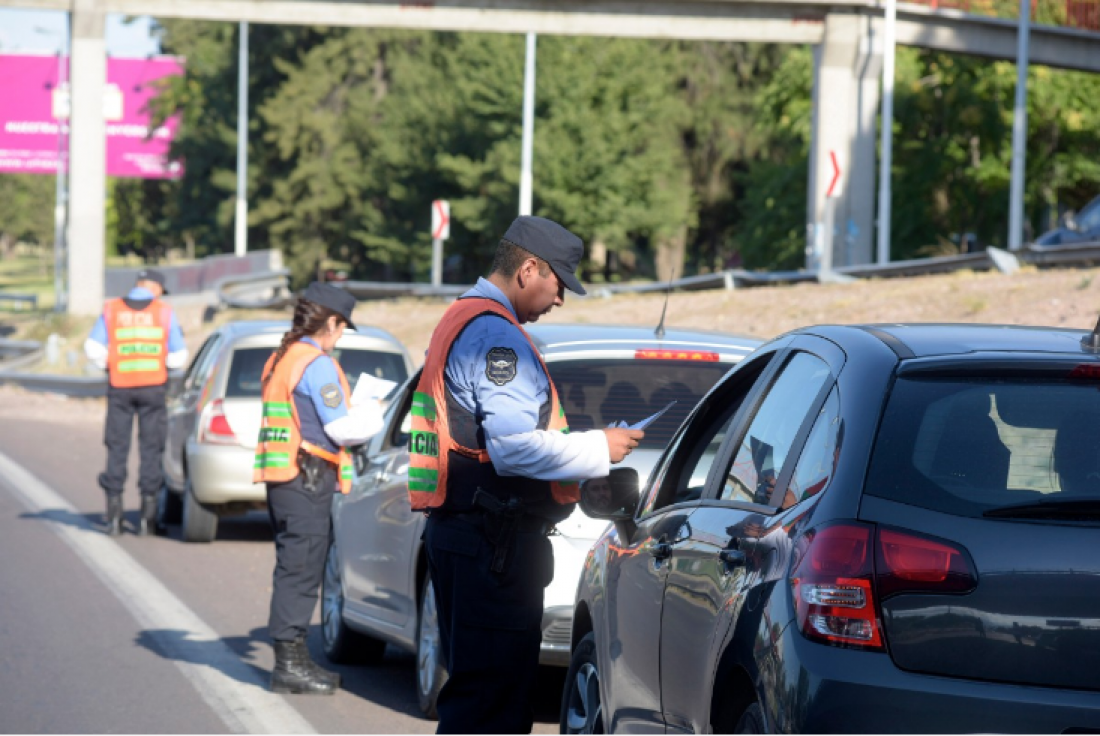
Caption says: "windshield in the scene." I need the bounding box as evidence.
[546,358,730,451]
[866,376,1100,517]
[226,346,408,399]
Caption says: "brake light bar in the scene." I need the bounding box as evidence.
[634,349,719,362]
[1069,364,1100,380]
[199,399,238,446]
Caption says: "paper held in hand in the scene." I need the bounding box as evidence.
[607,401,677,431]
[351,373,398,406]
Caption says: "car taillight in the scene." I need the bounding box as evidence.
[199,399,237,445]
[634,349,719,361]
[791,522,883,650]
[791,522,978,652]
[875,528,977,599]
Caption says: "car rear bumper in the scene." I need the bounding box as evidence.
[186,442,267,505]
[770,621,1100,733]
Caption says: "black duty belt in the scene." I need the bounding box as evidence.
[430,489,554,574]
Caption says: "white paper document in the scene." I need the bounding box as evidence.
[607,401,677,431]
[351,372,398,406]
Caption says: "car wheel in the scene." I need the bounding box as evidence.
[181,476,218,543]
[157,483,182,527]
[560,632,604,734]
[416,573,448,719]
[320,536,386,665]
[734,702,766,734]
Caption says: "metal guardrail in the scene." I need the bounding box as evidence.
[337,281,469,300]
[0,339,45,372]
[214,269,294,311]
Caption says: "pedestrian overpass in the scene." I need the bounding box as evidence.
[4,0,1100,313]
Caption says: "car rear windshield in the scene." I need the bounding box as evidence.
[225,347,408,399]
[546,358,730,450]
[866,376,1100,516]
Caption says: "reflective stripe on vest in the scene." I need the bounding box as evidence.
[407,297,579,511]
[252,342,355,494]
[104,298,171,388]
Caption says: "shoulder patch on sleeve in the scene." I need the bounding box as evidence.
[320,383,343,409]
[485,346,519,386]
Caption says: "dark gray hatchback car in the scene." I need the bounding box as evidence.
[567,324,1100,734]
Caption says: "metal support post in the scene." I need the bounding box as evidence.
[1008,0,1031,250]
[431,238,443,287]
[877,0,897,264]
[235,21,249,257]
[519,32,536,217]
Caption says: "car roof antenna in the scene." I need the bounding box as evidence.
[1082,313,1100,353]
[655,269,675,340]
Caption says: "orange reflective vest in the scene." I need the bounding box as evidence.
[408,297,579,511]
[104,298,172,389]
[253,341,354,494]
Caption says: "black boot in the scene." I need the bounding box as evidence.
[105,495,123,537]
[138,495,157,537]
[291,636,341,687]
[271,639,338,695]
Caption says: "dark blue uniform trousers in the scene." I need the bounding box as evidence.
[425,513,554,735]
[100,383,168,498]
[266,466,335,642]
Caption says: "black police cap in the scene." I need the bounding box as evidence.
[301,281,358,331]
[501,216,587,296]
[136,268,169,295]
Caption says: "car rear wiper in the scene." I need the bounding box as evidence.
[982,498,1100,520]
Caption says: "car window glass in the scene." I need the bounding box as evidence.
[782,388,842,510]
[186,335,222,391]
[548,358,729,448]
[641,354,773,516]
[223,347,408,399]
[183,335,218,390]
[1078,200,1100,233]
[720,352,831,505]
[867,377,1100,516]
[387,381,417,450]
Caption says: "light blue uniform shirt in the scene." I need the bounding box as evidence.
[294,337,350,425]
[443,278,608,481]
[89,286,187,353]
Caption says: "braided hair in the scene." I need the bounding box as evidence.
[263,297,345,385]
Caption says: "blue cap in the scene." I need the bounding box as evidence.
[501,216,586,295]
[301,281,357,331]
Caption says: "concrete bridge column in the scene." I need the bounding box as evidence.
[807,12,882,269]
[67,0,107,315]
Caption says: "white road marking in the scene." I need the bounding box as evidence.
[0,450,316,735]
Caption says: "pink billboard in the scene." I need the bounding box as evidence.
[0,54,183,179]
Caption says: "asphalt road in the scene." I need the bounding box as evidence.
[0,392,564,734]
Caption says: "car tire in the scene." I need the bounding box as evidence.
[157,483,183,527]
[320,537,386,665]
[416,573,448,720]
[560,632,604,734]
[734,702,766,734]
[181,476,218,543]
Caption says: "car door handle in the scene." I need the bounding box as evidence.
[718,548,746,569]
[650,541,673,560]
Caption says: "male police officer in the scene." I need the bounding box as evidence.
[408,216,643,733]
[84,269,188,536]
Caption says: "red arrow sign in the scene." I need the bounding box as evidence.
[431,199,451,239]
[826,150,841,198]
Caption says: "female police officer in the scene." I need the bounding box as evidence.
[254,282,385,695]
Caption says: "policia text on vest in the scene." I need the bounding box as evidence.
[84,270,189,537]
[409,216,643,734]
[253,281,385,696]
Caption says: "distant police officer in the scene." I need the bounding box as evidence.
[409,216,643,733]
[254,282,385,695]
[84,269,189,537]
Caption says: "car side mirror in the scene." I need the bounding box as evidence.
[580,467,640,539]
